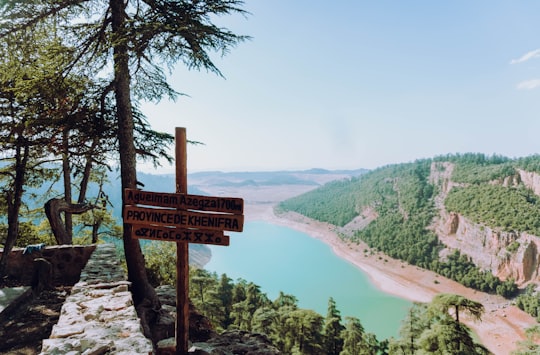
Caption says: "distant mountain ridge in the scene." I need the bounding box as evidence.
[105,168,367,220]
[185,168,368,187]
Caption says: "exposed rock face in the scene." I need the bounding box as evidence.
[518,169,540,195]
[500,234,539,282]
[341,207,378,235]
[431,163,540,285]
[436,211,540,284]
[445,212,460,235]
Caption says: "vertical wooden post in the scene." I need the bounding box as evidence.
[175,127,189,354]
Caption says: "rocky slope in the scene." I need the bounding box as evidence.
[431,162,540,286]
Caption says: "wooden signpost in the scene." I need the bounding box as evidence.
[124,205,243,232]
[123,127,244,354]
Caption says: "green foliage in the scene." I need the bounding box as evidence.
[513,325,540,354]
[323,297,344,355]
[141,253,382,353]
[449,157,515,184]
[434,152,511,168]
[280,160,440,269]
[143,242,177,287]
[431,251,517,298]
[515,284,540,321]
[340,316,373,355]
[389,302,430,354]
[389,294,489,355]
[445,184,540,235]
[516,155,540,174]
[0,221,47,247]
[429,294,484,323]
[348,160,441,269]
[143,244,501,353]
[277,178,361,227]
[507,241,520,253]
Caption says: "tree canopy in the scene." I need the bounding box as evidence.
[0,0,249,336]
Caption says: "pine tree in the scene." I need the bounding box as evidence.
[340,316,370,355]
[323,297,344,355]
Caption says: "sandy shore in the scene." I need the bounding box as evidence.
[245,202,537,355]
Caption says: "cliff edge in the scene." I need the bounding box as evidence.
[431,162,540,286]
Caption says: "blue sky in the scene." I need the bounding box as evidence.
[140,1,540,173]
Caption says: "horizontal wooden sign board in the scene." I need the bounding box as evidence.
[124,189,243,214]
[130,224,229,246]
[124,205,244,232]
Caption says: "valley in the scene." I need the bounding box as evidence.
[191,167,538,355]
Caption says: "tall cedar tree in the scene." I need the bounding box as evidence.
[0,28,63,276]
[323,297,344,355]
[0,0,249,336]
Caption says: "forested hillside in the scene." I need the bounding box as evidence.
[144,243,492,355]
[279,153,540,302]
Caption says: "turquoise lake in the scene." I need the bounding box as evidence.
[204,221,412,340]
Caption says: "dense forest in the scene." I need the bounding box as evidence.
[279,153,540,305]
[143,242,493,355]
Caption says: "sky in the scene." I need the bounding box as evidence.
[139,1,540,174]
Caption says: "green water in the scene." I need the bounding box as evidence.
[205,221,412,340]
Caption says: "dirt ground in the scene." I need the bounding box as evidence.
[0,279,70,355]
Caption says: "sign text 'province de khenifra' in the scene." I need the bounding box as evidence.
[123,188,244,246]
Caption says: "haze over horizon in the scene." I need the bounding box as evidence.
[139,1,540,175]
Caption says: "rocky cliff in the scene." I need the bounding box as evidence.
[431,162,540,286]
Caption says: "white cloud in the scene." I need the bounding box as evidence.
[516,79,540,90]
[510,49,540,64]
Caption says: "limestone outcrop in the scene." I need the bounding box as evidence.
[518,169,540,195]
[436,210,540,284]
[431,163,540,285]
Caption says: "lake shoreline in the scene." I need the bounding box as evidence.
[245,202,537,355]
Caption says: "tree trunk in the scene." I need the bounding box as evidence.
[91,175,106,244]
[91,221,100,243]
[62,128,73,240]
[31,258,54,295]
[110,0,161,338]
[44,198,94,244]
[0,143,28,277]
[78,136,99,204]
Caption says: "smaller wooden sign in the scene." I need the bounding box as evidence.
[124,189,243,214]
[124,205,244,232]
[130,224,230,246]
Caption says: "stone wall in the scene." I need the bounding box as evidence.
[0,244,96,286]
[40,244,154,354]
[3,243,279,354]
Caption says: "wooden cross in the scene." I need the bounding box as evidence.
[123,127,244,353]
